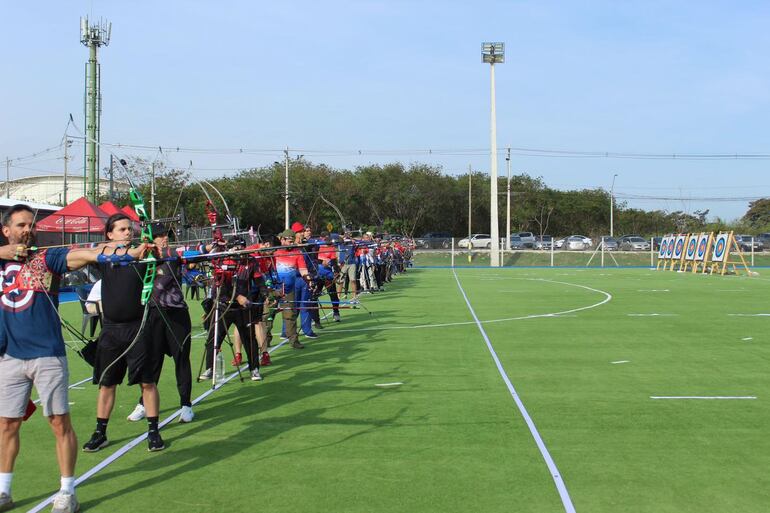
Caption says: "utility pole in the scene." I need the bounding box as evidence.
[506,147,511,253]
[284,147,290,230]
[468,165,472,263]
[109,154,114,201]
[63,139,70,205]
[150,160,156,219]
[5,158,9,199]
[610,173,618,237]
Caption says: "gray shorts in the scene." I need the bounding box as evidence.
[0,355,70,418]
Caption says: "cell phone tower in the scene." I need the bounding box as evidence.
[80,16,111,203]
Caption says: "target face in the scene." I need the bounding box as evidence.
[695,233,710,261]
[659,238,668,258]
[673,235,686,258]
[685,235,698,260]
[712,233,729,262]
[666,235,674,258]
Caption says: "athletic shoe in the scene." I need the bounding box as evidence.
[199,368,212,380]
[260,352,272,366]
[313,321,323,329]
[0,493,14,512]
[350,298,360,305]
[250,369,262,381]
[231,352,242,366]
[147,430,165,452]
[292,341,305,349]
[82,431,108,452]
[179,406,194,423]
[127,403,145,422]
[304,333,318,339]
[333,313,341,322]
[51,491,79,513]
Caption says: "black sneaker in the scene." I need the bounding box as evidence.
[333,313,341,322]
[147,430,165,452]
[313,321,324,330]
[292,341,305,349]
[82,431,108,452]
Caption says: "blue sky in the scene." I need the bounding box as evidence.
[2,1,770,221]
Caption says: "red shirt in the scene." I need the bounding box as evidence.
[273,247,307,274]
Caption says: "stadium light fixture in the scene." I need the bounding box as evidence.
[482,42,504,267]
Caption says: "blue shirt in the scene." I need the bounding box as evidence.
[0,248,69,359]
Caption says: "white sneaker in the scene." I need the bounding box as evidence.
[179,405,194,423]
[126,403,145,422]
[250,368,262,381]
[51,491,79,513]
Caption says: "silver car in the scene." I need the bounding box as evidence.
[620,236,650,251]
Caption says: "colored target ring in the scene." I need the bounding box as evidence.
[660,241,668,256]
[675,239,684,256]
[686,239,696,257]
[697,238,707,257]
[714,238,726,259]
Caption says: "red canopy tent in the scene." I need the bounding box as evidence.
[121,205,140,221]
[36,197,108,233]
[98,201,122,216]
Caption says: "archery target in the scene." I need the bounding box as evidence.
[684,234,698,261]
[673,234,686,259]
[712,233,729,262]
[658,235,671,258]
[694,233,710,261]
[666,234,676,258]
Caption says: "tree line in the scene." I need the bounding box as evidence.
[108,158,768,239]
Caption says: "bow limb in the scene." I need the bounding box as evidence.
[320,193,347,232]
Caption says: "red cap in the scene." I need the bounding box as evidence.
[291,222,304,233]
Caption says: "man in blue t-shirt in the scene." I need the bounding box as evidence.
[0,204,148,512]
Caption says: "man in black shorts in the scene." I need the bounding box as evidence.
[82,213,166,453]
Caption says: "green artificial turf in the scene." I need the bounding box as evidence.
[9,267,770,512]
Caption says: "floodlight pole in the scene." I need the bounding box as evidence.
[483,42,504,267]
[610,173,618,237]
[506,147,511,253]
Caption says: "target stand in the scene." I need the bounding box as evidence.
[669,234,688,271]
[691,232,714,273]
[656,234,673,270]
[707,231,751,276]
[680,233,700,272]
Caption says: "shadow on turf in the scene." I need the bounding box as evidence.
[76,275,420,508]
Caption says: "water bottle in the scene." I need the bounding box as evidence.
[215,351,225,382]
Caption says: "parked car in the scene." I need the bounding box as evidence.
[563,234,592,247]
[756,233,770,250]
[415,232,452,249]
[563,236,589,250]
[506,235,526,249]
[620,236,651,251]
[457,233,492,249]
[735,235,764,252]
[533,235,553,250]
[617,234,642,246]
[599,236,619,251]
[516,232,536,248]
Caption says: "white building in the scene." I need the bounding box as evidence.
[4,175,130,206]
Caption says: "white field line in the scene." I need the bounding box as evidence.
[742,337,754,341]
[611,360,630,364]
[452,269,576,513]
[650,396,756,400]
[324,278,612,335]
[375,382,403,387]
[627,313,678,317]
[29,340,288,513]
[728,314,770,317]
[636,289,670,292]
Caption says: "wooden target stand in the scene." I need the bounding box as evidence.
[680,233,700,272]
[706,231,751,276]
[655,234,673,270]
[668,234,688,271]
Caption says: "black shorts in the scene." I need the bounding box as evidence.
[93,319,157,387]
